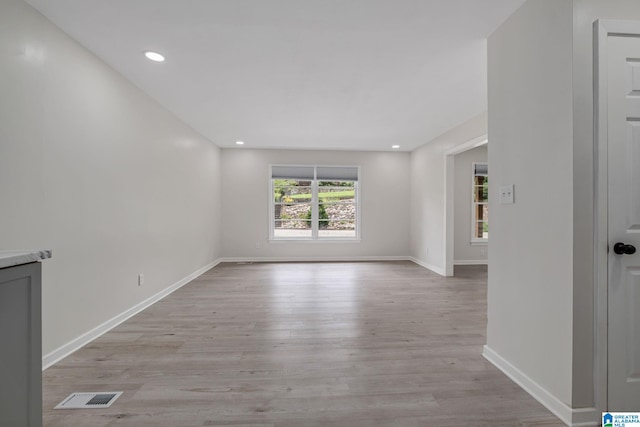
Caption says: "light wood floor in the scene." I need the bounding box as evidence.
[43,262,564,427]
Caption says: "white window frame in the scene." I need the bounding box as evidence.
[471,162,488,244]
[269,165,361,242]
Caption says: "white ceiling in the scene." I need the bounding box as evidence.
[25,0,524,151]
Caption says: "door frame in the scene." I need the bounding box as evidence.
[443,134,488,277]
[593,18,640,414]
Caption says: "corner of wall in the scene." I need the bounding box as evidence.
[483,346,599,427]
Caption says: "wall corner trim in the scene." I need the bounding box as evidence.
[482,346,598,427]
[42,258,223,370]
[408,257,446,276]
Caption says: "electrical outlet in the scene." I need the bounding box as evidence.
[255,242,261,249]
[138,274,144,286]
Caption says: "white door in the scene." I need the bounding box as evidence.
[607,34,640,411]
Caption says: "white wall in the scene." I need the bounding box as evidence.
[410,113,487,274]
[0,0,222,357]
[221,149,411,260]
[486,0,574,408]
[454,146,488,264]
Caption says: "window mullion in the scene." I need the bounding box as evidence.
[312,178,318,239]
[354,182,358,239]
[269,179,274,239]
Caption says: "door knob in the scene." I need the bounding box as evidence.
[613,242,637,255]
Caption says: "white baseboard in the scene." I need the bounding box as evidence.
[408,257,446,276]
[219,256,410,263]
[453,259,488,265]
[42,258,222,370]
[482,346,599,427]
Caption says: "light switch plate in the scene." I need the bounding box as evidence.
[500,185,515,204]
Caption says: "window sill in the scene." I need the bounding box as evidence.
[470,240,488,246]
[269,238,361,244]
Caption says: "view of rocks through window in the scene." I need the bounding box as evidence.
[276,203,355,230]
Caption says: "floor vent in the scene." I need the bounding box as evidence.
[55,392,123,409]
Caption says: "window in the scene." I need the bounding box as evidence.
[270,165,359,240]
[472,163,488,242]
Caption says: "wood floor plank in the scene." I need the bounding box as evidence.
[43,262,565,426]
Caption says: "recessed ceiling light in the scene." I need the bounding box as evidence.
[144,51,165,62]
[235,141,245,145]
[392,145,400,149]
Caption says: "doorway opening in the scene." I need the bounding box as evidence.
[444,135,488,276]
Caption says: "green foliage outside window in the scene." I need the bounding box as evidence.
[305,204,329,228]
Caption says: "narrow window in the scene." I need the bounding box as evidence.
[472,163,488,242]
[271,165,359,240]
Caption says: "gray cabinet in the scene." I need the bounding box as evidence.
[0,262,43,427]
